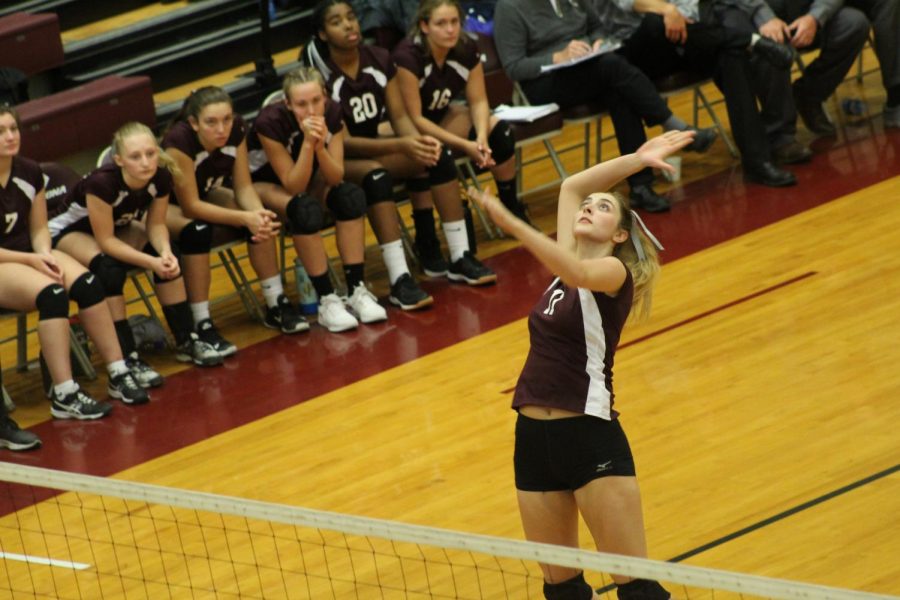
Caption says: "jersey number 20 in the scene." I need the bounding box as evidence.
[350,93,379,123]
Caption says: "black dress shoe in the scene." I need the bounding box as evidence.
[744,161,797,187]
[751,37,795,70]
[685,127,718,153]
[793,81,836,136]
[772,140,813,165]
[629,185,671,213]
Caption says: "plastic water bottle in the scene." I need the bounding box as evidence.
[841,98,866,116]
[294,259,318,315]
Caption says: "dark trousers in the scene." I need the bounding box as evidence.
[845,0,899,90]
[521,52,673,189]
[618,14,772,165]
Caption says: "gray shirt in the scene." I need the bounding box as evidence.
[711,0,845,28]
[493,0,609,81]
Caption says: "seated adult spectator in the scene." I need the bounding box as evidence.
[844,0,900,129]
[714,0,871,140]
[494,0,736,213]
[583,0,799,186]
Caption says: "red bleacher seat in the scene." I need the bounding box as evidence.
[0,12,64,77]
[16,76,156,162]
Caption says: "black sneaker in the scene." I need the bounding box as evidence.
[0,418,41,451]
[389,273,434,311]
[684,127,718,153]
[108,371,150,405]
[175,332,224,367]
[51,386,113,421]
[126,352,164,388]
[447,251,497,286]
[416,236,449,277]
[195,318,237,357]
[264,294,310,334]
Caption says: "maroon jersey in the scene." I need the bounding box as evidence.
[392,35,482,123]
[314,44,396,138]
[512,269,634,420]
[162,115,247,199]
[0,157,44,252]
[247,100,343,185]
[48,164,173,240]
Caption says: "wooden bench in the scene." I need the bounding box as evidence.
[16,75,156,162]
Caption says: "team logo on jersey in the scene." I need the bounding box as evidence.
[543,289,565,316]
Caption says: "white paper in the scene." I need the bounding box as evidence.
[539,40,622,74]
[493,103,560,122]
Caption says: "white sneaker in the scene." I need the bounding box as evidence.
[347,283,388,324]
[318,293,359,332]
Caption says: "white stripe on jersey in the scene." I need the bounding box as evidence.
[420,64,433,88]
[195,150,210,169]
[12,177,36,202]
[446,60,471,82]
[47,203,89,238]
[247,149,268,174]
[221,146,237,158]
[332,76,346,103]
[579,288,612,419]
[362,66,388,88]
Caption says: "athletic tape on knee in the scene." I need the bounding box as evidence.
[89,254,128,296]
[326,182,367,221]
[488,120,516,164]
[287,193,324,234]
[361,168,395,207]
[543,572,593,600]
[68,272,106,309]
[35,284,69,321]
[428,148,458,186]
[178,220,213,254]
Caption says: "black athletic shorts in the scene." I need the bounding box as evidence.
[514,412,636,492]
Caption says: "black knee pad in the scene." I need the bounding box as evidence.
[544,572,593,600]
[88,254,128,296]
[428,147,458,186]
[361,168,395,207]
[617,579,671,600]
[488,120,516,164]
[325,182,366,221]
[68,272,106,309]
[406,176,431,193]
[141,242,184,283]
[178,220,213,255]
[35,284,69,321]
[287,193,325,234]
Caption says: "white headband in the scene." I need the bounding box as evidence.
[629,210,664,261]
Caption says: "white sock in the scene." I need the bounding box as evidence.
[190,301,210,325]
[380,240,409,285]
[260,275,284,308]
[442,220,469,262]
[107,360,129,378]
[53,379,79,398]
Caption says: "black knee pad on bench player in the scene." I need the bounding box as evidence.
[35,284,69,320]
[488,119,516,164]
[287,193,325,234]
[178,220,213,255]
[68,272,105,309]
[326,182,367,221]
[361,168,395,207]
[89,254,128,296]
[428,148,458,186]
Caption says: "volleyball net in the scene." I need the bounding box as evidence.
[0,463,892,600]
